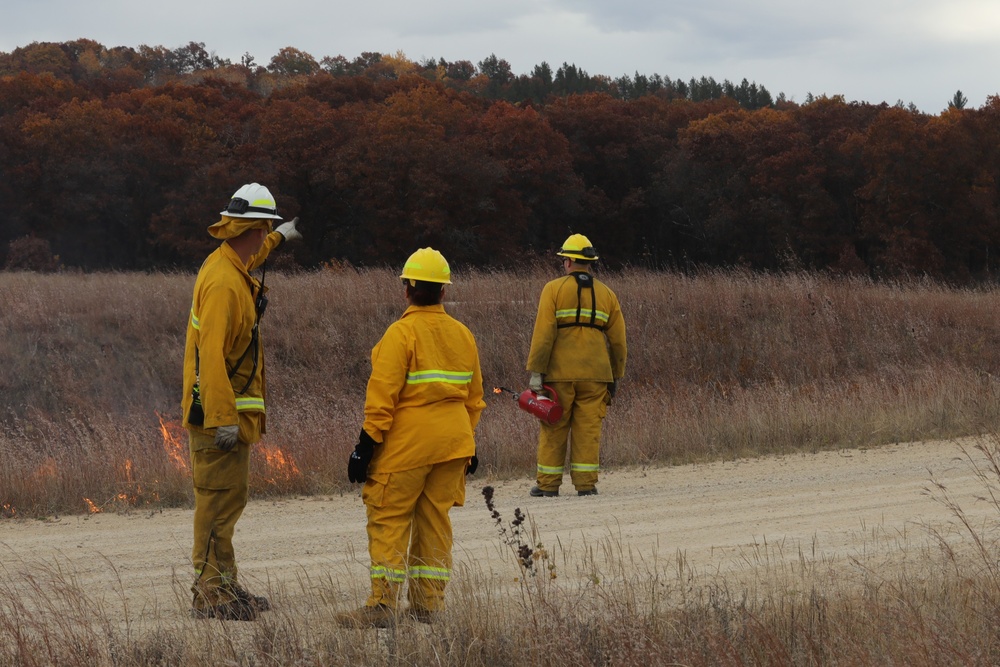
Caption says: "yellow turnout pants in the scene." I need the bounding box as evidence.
[188,430,250,608]
[362,457,467,612]
[535,381,608,492]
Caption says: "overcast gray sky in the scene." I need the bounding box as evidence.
[4,0,999,113]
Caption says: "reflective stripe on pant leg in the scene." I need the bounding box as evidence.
[568,381,606,490]
[363,465,431,608]
[407,457,465,612]
[536,381,574,491]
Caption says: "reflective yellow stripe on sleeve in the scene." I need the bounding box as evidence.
[235,397,265,412]
[190,309,200,330]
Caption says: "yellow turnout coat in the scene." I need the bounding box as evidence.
[526,271,627,382]
[363,304,485,474]
[181,233,282,447]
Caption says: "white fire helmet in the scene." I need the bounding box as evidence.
[220,183,283,220]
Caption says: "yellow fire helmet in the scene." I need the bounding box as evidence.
[557,233,599,261]
[400,247,452,285]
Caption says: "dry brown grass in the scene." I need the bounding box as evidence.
[4,266,1000,664]
[2,267,1000,517]
[2,438,1000,666]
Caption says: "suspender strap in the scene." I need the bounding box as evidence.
[556,272,604,330]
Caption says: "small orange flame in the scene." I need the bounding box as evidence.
[493,387,502,394]
[1,503,15,519]
[157,411,190,473]
[259,444,301,484]
[115,459,141,505]
[83,497,102,514]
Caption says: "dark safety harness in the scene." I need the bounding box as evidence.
[556,271,605,331]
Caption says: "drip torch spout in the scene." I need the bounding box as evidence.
[494,387,520,400]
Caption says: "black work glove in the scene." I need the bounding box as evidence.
[466,454,479,476]
[347,429,377,483]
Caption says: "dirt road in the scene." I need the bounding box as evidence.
[0,438,992,623]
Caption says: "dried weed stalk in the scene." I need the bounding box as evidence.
[482,485,551,577]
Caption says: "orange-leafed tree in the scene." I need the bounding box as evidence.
[788,97,881,274]
[849,102,1000,280]
[0,73,90,252]
[0,42,74,80]
[254,95,352,264]
[670,106,831,269]
[330,84,503,264]
[854,107,944,276]
[142,83,268,266]
[267,47,319,77]
[14,81,265,268]
[543,93,710,265]
[475,101,584,259]
[18,99,138,267]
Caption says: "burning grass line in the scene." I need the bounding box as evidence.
[156,411,190,475]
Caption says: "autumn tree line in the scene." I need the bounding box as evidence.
[1,39,998,280]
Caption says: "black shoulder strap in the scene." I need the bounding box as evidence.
[557,272,603,330]
[232,261,267,394]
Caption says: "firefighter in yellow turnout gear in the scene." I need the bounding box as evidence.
[338,248,486,628]
[182,183,302,621]
[527,234,627,497]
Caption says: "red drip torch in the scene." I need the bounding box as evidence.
[494,386,564,425]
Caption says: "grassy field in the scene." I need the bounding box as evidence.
[3,267,1000,665]
[2,266,1000,517]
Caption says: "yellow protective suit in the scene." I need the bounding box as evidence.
[361,304,485,612]
[182,231,282,609]
[527,270,626,492]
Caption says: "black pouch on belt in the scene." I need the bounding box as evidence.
[188,384,205,426]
